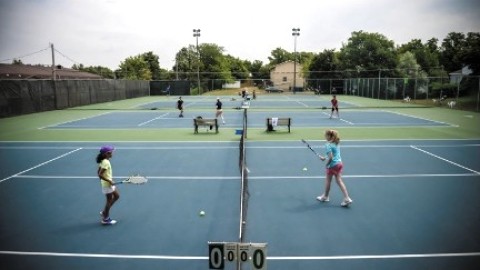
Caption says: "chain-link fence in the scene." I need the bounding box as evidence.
[305,75,479,111]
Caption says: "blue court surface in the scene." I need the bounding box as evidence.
[1,140,479,269]
[44,110,450,130]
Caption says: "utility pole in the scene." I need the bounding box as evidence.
[50,43,56,80]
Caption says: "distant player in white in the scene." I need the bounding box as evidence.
[215,97,225,124]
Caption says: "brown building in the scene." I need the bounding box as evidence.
[0,63,102,80]
[270,61,304,91]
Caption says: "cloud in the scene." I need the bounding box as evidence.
[1,0,479,70]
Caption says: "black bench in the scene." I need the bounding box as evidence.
[266,117,291,133]
[194,118,218,134]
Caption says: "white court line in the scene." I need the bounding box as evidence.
[410,145,480,175]
[0,148,83,184]
[14,175,240,180]
[38,113,111,129]
[339,118,354,125]
[294,100,310,108]
[250,173,479,179]
[319,112,354,125]
[269,252,480,260]
[0,251,204,260]
[0,250,478,261]
[12,173,479,180]
[138,112,170,126]
[384,109,456,127]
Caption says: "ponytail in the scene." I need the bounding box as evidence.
[96,153,105,163]
[325,129,340,144]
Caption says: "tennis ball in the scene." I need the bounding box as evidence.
[199,211,205,217]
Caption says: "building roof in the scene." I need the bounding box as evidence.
[0,63,103,79]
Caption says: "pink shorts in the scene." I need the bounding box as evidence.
[326,163,343,176]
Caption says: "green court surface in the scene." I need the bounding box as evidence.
[0,95,478,141]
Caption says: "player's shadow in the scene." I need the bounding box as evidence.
[285,197,348,213]
[54,222,106,235]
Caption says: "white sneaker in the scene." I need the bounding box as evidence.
[101,217,117,225]
[341,198,353,207]
[316,195,329,202]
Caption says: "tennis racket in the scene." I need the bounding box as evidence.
[114,175,148,185]
[301,139,326,161]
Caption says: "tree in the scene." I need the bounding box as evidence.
[12,59,23,65]
[397,52,425,78]
[338,31,398,77]
[440,32,466,72]
[199,43,231,80]
[268,48,291,66]
[174,46,195,80]
[73,64,115,79]
[397,39,440,75]
[308,49,341,79]
[141,51,162,80]
[117,55,152,80]
[460,32,480,75]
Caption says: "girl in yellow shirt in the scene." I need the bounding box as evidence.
[96,146,120,225]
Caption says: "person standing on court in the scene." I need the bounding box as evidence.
[329,94,339,119]
[96,145,120,225]
[177,97,184,118]
[215,97,225,124]
[316,130,353,207]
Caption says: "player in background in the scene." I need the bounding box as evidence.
[177,97,184,117]
[330,94,339,119]
[215,97,225,124]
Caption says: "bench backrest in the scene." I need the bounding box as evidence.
[268,118,291,125]
[194,118,217,125]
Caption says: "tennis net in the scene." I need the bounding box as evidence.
[239,108,249,243]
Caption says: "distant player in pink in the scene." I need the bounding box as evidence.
[329,95,339,119]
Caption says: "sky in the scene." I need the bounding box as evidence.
[0,0,479,71]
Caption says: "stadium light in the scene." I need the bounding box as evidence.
[292,28,300,94]
[193,29,201,94]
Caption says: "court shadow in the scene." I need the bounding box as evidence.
[285,197,341,213]
[54,221,104,235]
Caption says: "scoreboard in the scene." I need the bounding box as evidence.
[208,242,267,270]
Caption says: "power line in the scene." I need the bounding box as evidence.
[54,48,82,66]
[0,46,50,63]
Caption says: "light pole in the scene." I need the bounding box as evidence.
[193,29,201,94]
[292,28,300,94]
[175,57,179,80]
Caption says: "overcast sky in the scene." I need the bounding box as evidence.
[0,0,479,70]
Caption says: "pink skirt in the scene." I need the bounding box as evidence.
[326,163,343,176]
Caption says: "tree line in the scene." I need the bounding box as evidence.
[73,31,478,85]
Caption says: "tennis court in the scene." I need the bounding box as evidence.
[1,94,479,270]
[44,95,450,130]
